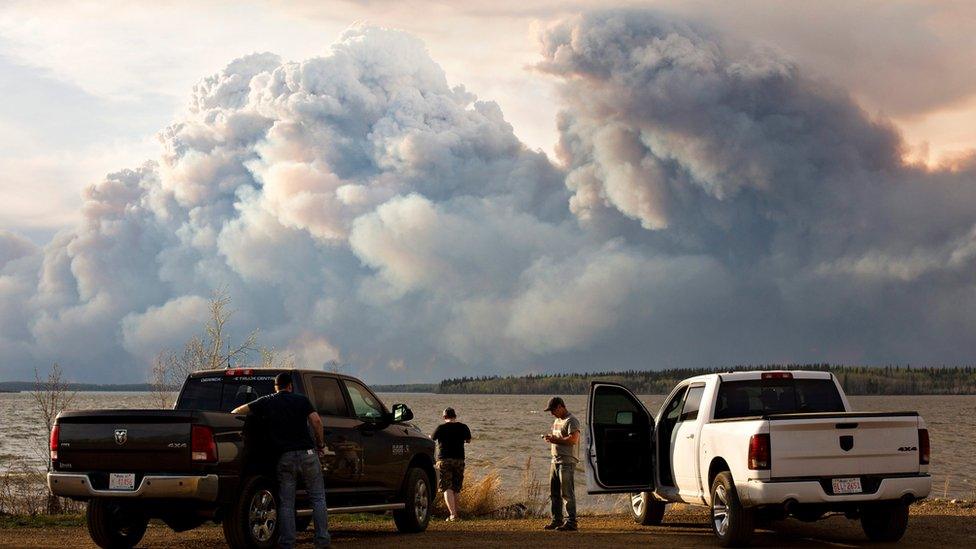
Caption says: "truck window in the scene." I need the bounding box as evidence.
[714,378,845,419]
[311,377,349,417]
[343,380,385,421]
[679,385,705,421]
[176,375,277,412]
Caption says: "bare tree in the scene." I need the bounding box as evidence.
[149,290,258,406]
[204,291,257,370]
[259,346,296,369]
[30,363,76,513]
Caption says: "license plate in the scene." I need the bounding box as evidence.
[109,473,136,491]
[831,477,862,494]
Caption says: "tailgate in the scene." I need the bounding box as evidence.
[57,410,195,472]
[768,412,921,478]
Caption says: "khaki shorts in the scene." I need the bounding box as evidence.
[436,459,465,492]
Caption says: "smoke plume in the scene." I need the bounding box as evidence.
[2,13,976,383]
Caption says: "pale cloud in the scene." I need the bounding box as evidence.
[0,6,974,385]
[2,1,974,244]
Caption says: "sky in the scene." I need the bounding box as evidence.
[1,1,975,384]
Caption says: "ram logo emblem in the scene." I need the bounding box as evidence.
[114,429,128,446]
[839,435,854,452]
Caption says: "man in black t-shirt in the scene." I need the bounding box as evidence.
[232,373,330,548]
[431,407,471,521]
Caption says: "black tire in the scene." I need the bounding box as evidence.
[630,492,666,525]
[393,467,433,533]
[86,498,148,549]
[860,502,909,542]
[222,475,279,549]
[710,471,755,547]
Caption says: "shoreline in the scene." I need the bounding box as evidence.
[2,500,973,548]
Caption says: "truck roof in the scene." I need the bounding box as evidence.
[187,368,363,383]
[680,370,835,384]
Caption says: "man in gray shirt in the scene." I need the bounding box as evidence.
[543,396,580,531]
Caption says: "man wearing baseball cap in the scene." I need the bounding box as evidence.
[542,396,580,531]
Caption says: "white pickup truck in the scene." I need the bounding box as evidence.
[585,370,931,546]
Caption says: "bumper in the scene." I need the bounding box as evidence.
[48,473,219,502]
[739,474,931,507]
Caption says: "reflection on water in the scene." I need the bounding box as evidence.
[1,392,972,510]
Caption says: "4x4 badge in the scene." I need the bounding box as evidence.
[114,429,127,445]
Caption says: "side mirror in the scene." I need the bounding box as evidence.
[392,403,414,423]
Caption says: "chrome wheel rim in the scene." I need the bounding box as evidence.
[631,493,645,518]
[712,485,729,536]
[249,489,277,543]
[414,478,429,522]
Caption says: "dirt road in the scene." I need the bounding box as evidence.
[2,500,973,548]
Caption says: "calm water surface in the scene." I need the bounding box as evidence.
[1,392,973,510]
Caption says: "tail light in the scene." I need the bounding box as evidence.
[761,372,793,380]
[191,425,218,462]
[50,424,60,461]
[918,429,930,465]
[748,433,771,470]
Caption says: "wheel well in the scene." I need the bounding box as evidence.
[404,453,436,495]
[708,458,730,489]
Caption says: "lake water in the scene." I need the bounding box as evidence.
[1,392,973,511]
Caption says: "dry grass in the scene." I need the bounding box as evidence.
[0,462,82,517]
[431,458,550,519]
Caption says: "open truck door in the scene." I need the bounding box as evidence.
[586,381,655,494]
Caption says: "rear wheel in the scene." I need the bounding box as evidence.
[393,467,432,533]
[86,498,148,549]
[860,502,909,542]
[630,492,666,525]
[710,471,754,547]
[222,476,279,549]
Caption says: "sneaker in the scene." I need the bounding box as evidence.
[556,522,578,531]
[543,521,561,530]
[446,515,459,522]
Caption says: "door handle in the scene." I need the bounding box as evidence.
[685,434,695,439]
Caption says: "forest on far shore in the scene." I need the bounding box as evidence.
[419,365,976,395]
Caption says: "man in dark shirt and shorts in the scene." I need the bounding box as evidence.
[431,407,471,521]
[232,372,330,548]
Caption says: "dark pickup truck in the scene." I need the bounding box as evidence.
[48,368,436,548]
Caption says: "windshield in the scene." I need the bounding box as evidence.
[714,378,845,420]
[176,375,278,412]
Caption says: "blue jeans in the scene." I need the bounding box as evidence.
[277,449,330,548]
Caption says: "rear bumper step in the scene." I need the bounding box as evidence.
[297,503,406,516]
[48,473,219,501]
[738,474,931,506]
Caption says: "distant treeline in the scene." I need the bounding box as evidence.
[0,382,169,393]
[436,365,976,395]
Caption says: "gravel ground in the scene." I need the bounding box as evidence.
[1,500,972,548]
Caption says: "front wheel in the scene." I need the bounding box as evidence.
[222,475,279,549]
[630,492,666,525]
[710,471,754,547]
[86,499,148,549]
[393,467,432,533]
[860,502,909,542]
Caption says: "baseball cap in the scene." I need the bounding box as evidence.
[544,396,565,412]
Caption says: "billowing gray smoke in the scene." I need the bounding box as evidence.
[2,13,975,383]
